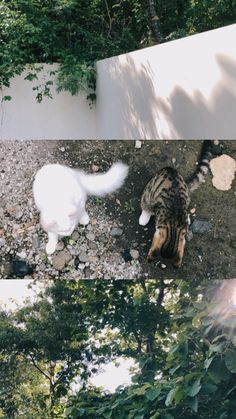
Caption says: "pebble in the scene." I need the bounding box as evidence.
[187,230,193,241]
[72,231,79,241]
[92,164,100,172]
[230,239,236,249]
[110,227,123,237]
[56,241,65,251]
[88,241,97,250]
[130,249,139,259]
[52,250,72,271]
[191,219,212,234]
[135,140,142,149]
[89,255,98,263]
[121,249,132,262]
[78,251,89,263]
[10,259,34,278]
[16,250,27,259]
[87,224,93,231]
[86,233,95,241]
[0,238,6,247]
[32,234,40,249]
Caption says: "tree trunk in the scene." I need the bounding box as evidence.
[146,0,162,44]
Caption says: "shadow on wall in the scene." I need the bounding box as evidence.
[98,54,160,139]
[98,52,236,139]
[157,54,236,139]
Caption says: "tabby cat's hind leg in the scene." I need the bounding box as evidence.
[139,210,152,226]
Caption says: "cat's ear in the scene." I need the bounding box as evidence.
[147,228,166,261]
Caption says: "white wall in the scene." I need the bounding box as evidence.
[1,24,236,140]
[0,65,96,140]
[96,24,236,139]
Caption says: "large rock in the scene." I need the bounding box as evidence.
[110,227,123,237]
[191,219,212,234]
[52,250,72,271]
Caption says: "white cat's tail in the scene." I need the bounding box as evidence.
[78,162,129,196]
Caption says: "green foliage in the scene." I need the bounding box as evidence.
[1,279,236,418]
[0,0,235,101]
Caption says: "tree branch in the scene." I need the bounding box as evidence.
[104,0,112,36]
[28,353,51,382]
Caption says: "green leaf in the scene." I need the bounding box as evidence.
[165,386,181,407]
[209,342,225,353]
[201,383,218,394]
[208,359,230,384]
[145,386,161,401]
[186,379,201,397]
[225,350,236,373]
[204,356,214,370]
[3,95,12,101]
[187,396,198,413]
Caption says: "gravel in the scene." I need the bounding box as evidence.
[0,141,141,279]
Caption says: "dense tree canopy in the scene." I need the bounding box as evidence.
[0,0,235,100]
[1,279,236,418]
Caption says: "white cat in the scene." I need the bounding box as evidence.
[33,162,129,255]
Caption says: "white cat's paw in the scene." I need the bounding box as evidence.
[79,213,90,226]
[139,211,151,226]
[46,241,57,255]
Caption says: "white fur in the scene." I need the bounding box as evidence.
[33,162,128,254]
[139,210,152,226]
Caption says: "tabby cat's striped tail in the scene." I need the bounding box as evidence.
[187,140,220,192]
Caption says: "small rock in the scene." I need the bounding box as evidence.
[10,259,34,278]
[15,211,23,220]
[86,233,95,241]
[78,251,89,263]
[32,235,40,249]
[85,267,93,277]
[190,208,196,214]
[87,224,93,231]
[78,263,85,270]
[230,239,236,249]
[89,255,98,263]
[99,234,108,243]
[161,263,167,269]
[191,219,212,234]
[130,249,139,259]
[16,250,27,259]
[135,140,142,149]
[52,250,72,271]
[187,230,193,241]
[72,231,79,241]
[0,238,6,247]
[172,158,176,164]
[92,164,100,172]
[110,227,123,237]
[88,241,97,251]
[60,147,65,152]
[56,241,65,251]
[121,249,132,262]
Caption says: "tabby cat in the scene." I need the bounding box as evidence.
[139,140,219,268]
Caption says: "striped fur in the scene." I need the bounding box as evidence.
[139,141,219,268]
[187,140,219,192]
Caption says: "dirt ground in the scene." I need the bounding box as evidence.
[0,140,235,280]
